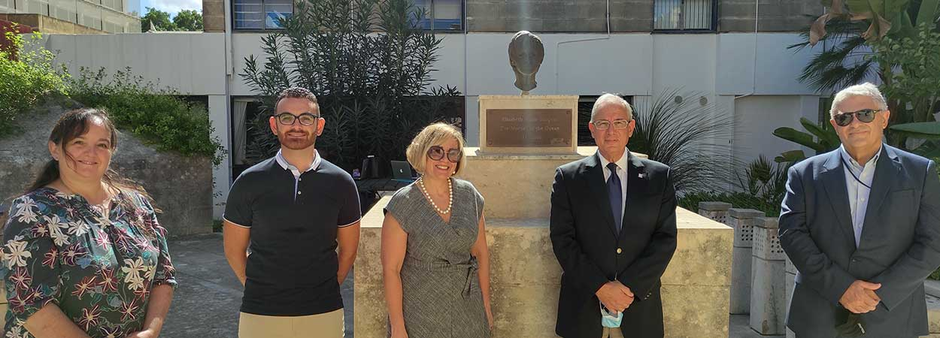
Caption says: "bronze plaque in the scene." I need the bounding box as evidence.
[485,109,572,147]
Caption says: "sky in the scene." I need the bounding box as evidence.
[137,0,202,18]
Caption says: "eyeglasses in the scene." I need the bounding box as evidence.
[427,145,461,163]
[275,112,320,126]
[592,119,631,130]
[833,109,881,127]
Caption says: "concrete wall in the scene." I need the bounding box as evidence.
[0,99,214,237]
[467,0,653,32]
[732,95,818,167]
[0,13,108,34]
[43,33,227,95]
[720,0,823,33]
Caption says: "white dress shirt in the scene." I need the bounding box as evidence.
[839,144,881,247]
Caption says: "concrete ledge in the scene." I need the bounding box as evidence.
[355,195,732,338]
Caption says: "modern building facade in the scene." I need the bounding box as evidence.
[0,0,140,33]
[36,0,859,217]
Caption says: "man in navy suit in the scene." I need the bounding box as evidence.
[779,83,940,337]
[550,94,678,338]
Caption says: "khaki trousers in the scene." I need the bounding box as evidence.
[238,309,344,338]
[601,327,625,338]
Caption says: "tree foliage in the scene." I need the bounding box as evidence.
[141,7,176,32]
[240,0,462,171]
[173,10,204,31]
[0,29,70,136]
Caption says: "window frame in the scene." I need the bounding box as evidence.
[231,0,291,32]
[652,0,718,33]
[414,0,464,33]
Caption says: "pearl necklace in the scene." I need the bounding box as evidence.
[418,177,453,214]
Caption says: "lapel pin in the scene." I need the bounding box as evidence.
[638,173,647,179]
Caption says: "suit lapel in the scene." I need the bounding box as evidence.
[584,153,619,236]
[819,150,857,247]
[621,153,647,239]
[859,146,901,245]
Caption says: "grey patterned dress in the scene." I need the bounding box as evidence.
[384,178,490,338]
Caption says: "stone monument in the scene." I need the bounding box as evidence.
[508,30,543,94]
[353,31,734,338]
[480,31,579,155]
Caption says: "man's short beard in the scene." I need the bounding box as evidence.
[276,126,317,150]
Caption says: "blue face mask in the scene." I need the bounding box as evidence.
[600,304,623,328]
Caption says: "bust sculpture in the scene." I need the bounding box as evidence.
[508,30,544,94]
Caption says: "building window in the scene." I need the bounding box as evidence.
[234,0,291,30]
[654,0,716,31]
[413,0,463,31]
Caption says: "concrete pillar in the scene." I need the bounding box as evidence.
[202,0,225,32]
[698,201,732,224]
[750,217,786,335]
[785,254,796,338]
[728,208,763,314]
[208,94,231,219]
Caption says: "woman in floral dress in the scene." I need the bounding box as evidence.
[1,108,176,338]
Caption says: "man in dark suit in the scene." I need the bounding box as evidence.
[550,94,678,338]
[779,82,940,338]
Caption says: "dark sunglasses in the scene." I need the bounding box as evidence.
[275,112,320,126]
[427,145,461,163]
[833,109,881,127]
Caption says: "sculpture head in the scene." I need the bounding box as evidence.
[508,30,544,93]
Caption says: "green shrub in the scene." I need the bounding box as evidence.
[69,67,223,164]
[678,191,780,218]
[0,30,70,136]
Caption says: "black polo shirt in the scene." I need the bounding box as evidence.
[223,151,361,316]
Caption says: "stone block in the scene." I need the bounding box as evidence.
[720,2,757,19]
[203,15,226,33]
[753,217,784,261]
[730,246,753,314]
[661,215,733,287]
[356,195,733,338]
[719,18,757,32]
[486,219,562,285]
[928,294,940,334]
[750,256,787,335]
[785,254,796,338]
[455,147,597,219]
[468,18,507,32]
[698,201,731,224]
[662,285,730,338]
[728,208,762,248]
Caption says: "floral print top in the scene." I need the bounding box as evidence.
[0,187,177,338]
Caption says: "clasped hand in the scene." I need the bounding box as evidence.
[840,280,881,314]
[596,281,634,313]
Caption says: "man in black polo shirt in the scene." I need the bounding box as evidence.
[223,87,361,338]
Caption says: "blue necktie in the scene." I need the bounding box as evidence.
[607,163,622,233]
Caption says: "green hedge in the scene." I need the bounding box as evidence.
[678,191,779,218]
[69,67,222,164]
[0,31,69,135]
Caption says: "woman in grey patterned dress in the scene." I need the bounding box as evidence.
[381,123,493,338]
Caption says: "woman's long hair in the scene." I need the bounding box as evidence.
[26,108,157,235]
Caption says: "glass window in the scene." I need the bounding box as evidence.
[413,0,462,31]
[264,0,291,29]
[233,0,264,30]
[654,0,714,31]
[433,0,461,30]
